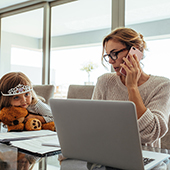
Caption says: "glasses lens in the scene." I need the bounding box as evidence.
[110,51,117,60]
[104,55,109,62]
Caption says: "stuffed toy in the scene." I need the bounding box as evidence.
[0,106,55,132]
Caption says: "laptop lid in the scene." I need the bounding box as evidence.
[49,99,169,170]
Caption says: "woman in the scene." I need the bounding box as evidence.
[92,27,170,148]
[59,27,170,170]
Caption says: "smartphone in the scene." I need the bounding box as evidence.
[120,46,143,76]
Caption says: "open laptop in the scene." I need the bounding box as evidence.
[49,98,169,170]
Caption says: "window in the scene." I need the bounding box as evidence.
[50,0,111,98]
[125,0,170,79]
[11,47,42,84]
[142,38,170,79]
[51,45,110,98]
[0,8,43,83]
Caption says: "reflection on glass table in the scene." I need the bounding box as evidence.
[1,142,170,170]
[0,143,61,170]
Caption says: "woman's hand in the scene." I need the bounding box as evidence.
[120,53,142,88]
[58,154,67,165]
[120,53,147,119]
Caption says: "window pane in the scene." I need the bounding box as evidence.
[142,38,170,79]
[50,0,111,98]
[0,8,43,84]
[125,0,170,79]
[125,0,170,25]
[11,47,42,84]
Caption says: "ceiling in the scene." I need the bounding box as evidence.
[1,0,170,38]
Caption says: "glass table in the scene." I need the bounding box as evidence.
[0,143,61,170]
[1,142,170,170]
[142,145,170,170]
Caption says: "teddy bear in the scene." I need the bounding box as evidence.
[0,106,55,132]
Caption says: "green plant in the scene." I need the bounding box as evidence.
[81,62,98,82]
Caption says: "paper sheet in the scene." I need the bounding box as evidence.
[0,130,57,142]
[42,137,60,147]
[11,135,61,155]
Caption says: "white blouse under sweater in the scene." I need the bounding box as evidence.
[27,99,53,123]
[92,73,170,148]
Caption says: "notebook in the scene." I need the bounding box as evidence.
[49,98,169,170]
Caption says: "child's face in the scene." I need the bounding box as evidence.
[11,92,32,109]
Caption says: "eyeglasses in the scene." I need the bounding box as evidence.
[103,48,128,62]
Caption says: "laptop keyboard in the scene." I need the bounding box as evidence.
[143,157,155,166]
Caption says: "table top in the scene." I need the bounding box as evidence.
[142,145,170,154]
[0,142,61,170]
[0,143,170,170]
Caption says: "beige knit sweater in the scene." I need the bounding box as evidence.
[92,73,170,148]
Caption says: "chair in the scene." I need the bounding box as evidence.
[33,85,55,105]
[161,118,170,149]
[67,84,95,99]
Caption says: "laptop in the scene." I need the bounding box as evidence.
[49,98,169,170]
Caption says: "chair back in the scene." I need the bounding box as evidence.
[33,85,55,105]
[67,85,95,99]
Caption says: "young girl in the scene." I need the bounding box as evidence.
[0,72,55,169]
[0,71,54,129]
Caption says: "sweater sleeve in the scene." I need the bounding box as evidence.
[137,81,170,145]
[27,100,54,123]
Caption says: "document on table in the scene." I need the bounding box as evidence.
[0,130,56,143]
[11,135,61,155]
[42,138,60,147]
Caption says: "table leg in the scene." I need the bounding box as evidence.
[39,155,47,170]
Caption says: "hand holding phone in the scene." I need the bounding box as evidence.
[120,46,143,76]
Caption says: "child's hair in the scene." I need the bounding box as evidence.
[0,72,38,110]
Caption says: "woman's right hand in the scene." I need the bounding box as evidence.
[121,53,142,88]
[58,154,67,165]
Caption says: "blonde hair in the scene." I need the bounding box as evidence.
[102,27,147,65]
[0,72,38,110]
